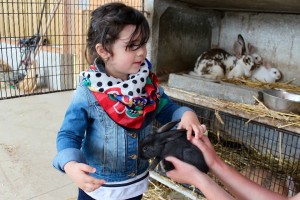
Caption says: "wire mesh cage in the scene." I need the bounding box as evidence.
[152,98,300,198]
[0,0,143,100]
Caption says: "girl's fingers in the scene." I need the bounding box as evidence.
[79,163,96,173]
[177,122,183,129]
[83,182,96,192]
[186,127,193,140]
[191,124,207,139]
[200,124,207,134]
[83,178,105,192]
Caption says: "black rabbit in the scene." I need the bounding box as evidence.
[139,120,209,173]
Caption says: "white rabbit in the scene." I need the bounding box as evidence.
[251,61,282,83]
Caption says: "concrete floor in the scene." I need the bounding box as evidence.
[0,91,78,200]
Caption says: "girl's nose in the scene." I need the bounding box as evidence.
[137,46,147,57]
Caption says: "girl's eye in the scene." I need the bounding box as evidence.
[127,43,140,51]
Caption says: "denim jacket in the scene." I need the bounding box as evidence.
[52,82,192,182]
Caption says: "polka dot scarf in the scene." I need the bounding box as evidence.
[80,59,161,130]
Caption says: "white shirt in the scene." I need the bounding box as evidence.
[86,171,149,200]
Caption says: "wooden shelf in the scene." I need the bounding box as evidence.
[162,83,300,134]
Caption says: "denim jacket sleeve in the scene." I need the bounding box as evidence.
[52,85,89,172]
[155,86,193,125]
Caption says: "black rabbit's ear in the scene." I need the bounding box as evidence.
[160,130,185,143]
[157,119,181,133]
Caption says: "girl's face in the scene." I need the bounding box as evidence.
[105,25,147,81]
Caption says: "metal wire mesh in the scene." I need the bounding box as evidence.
[0,0,144,100]
[153,98,300,197]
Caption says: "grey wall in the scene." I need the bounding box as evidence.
[147,0,222,79]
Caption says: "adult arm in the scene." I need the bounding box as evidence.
[166,156,234,200]
[191,136,289,200]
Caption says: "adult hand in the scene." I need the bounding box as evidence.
[165,156,200,185]
[190,136,222,170]
[64,161,106,192]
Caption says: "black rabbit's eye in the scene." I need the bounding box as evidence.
[143,146,148,152]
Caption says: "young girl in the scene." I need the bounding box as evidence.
[52,3,206,200]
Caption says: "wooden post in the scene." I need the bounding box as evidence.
[60,0,74,90]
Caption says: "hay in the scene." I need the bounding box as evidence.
[143,179,174,200]
[221,78,300,128]
[191,92,300,129]
[164,85,300,129]
[143,178,192,200]
[222,77,300,94]
[163,78,300,129]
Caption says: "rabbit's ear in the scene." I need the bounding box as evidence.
[238,34,246,55]
[157,119,181,133]
[158,130,186,144]
[248,43,257,54]
[233,34,246,58]
[262,60,272,69]
[211,44,219,49]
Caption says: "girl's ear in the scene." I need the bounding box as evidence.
[95,43,110,61]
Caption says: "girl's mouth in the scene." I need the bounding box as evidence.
[134,61,142,65]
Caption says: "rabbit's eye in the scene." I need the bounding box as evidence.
[143,146,148,152]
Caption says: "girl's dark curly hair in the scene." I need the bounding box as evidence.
[85,3,150,64]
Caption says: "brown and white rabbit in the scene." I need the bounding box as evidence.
[189,49,228,79]
[251,61,282,83]
[240,167,296,197]
[190,47,255,80]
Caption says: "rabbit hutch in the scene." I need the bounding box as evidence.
[145,0,300,199]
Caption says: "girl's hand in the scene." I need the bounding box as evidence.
[178,110,207,140]
[64,161,106,192]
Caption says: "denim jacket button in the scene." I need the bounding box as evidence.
[130,154,137,159]
[128,172,136,177]
[130,133,137,138]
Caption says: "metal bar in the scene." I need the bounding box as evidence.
[149,171,206,200]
